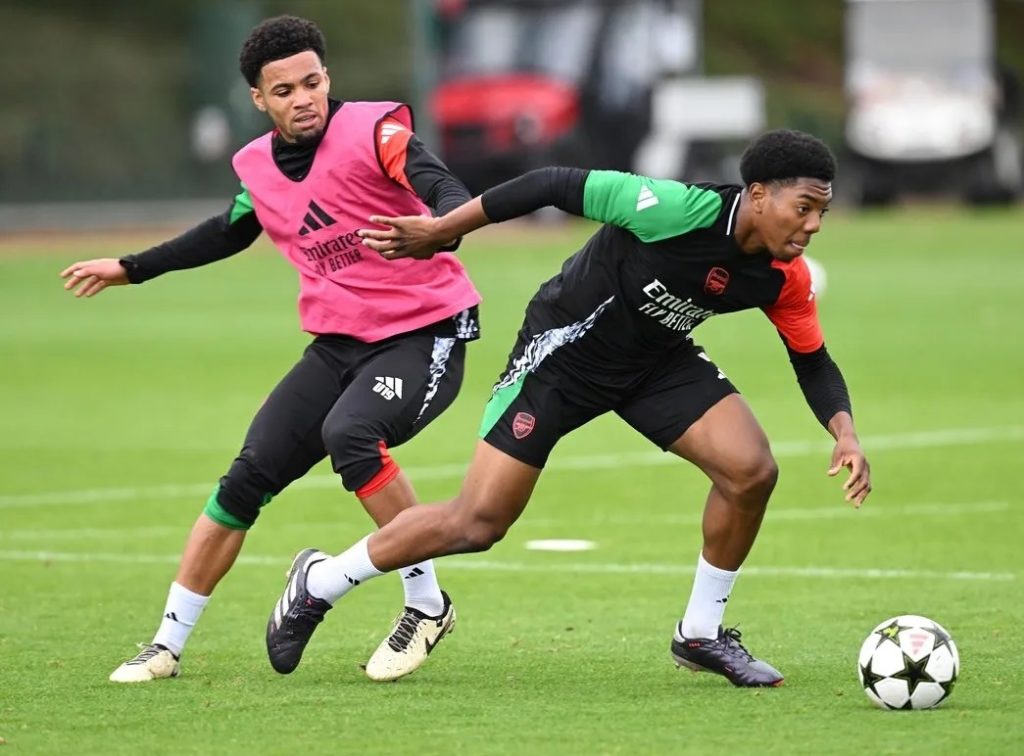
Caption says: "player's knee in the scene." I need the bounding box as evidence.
[322,414,358,460]
[452,500,509,552]
[322,415,385,492]
[462,519,508,552]
[723,454,779,505]
[209,454,277,530]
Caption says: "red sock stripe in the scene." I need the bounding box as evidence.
[355,440,400,499]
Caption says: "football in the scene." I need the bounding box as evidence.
[804,254,828,298]
[858,615,960,710]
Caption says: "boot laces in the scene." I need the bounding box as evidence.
[719,627,755,662]
[387,610,424,653]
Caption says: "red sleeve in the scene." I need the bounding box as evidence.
[762,257,825,353]
[375,115,414,193]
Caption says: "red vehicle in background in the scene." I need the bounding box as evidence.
[428,0,696,193]
[433,73,581,192]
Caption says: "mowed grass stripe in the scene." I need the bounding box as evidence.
[0,500,1009,538]
[0,549,1014,581]
[2,424,1022,507]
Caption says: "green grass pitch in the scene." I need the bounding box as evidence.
[1,208,1022,754]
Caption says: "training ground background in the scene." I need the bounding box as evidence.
[1,209,1022,754]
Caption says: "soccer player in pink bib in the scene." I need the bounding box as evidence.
[61,16,477,684]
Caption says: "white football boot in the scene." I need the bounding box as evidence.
[364,591,456,681]
[109,643,180,683]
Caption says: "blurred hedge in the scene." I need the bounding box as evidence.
[2,0,1020,202]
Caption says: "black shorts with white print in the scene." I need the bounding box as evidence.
[479,329,736,469]
[212,308,477,527]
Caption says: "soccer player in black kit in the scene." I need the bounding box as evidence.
[266,129,873,687]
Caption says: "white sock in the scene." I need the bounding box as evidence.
[678,553,739,640]
[306,535,385,605]
[152,582,209,657]
[398,560,445,616]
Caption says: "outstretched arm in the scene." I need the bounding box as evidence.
[360,167,726,259]
[788,345,871,506]
[358,167,588,259]
[764,256,871,506]
[60,187,262,297]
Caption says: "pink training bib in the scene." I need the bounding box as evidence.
[232,101,480,341]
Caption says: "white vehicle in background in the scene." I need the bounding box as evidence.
[844,0,1022,205]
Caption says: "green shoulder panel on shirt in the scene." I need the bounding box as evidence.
[229,184,255,224]
[582,170,723,243]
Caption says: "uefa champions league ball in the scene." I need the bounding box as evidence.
[858,615,959,710]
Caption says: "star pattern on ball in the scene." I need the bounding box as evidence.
[875,619,911,649]
[929,625,958,695]
[860,661,885,698]
[931,624,955,655]
[891,652,936,696]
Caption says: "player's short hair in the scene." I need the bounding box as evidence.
[239,15,326,87]
[739,129,836,187]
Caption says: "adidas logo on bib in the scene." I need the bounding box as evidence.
[298,199,337,236]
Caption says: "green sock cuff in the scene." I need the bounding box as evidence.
[203,486,252,531]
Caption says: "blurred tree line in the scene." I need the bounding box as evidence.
[2,0,1022,203]
[1,0,414,202]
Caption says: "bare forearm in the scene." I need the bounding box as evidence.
[429,197,491,244]
[827,411,857,441]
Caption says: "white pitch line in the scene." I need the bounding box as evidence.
[0,525,184,541]
[1,425,1023,509]
[0,549,1013,582]
[0,501,1008,541]
[451,560,1018,583]
[0,550,280,567]
[556,500,1011,527]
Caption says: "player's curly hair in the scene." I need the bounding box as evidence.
[239,15,326,87]
[739,129,836,186]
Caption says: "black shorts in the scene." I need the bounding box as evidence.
[479,336,737,469]
[214,315,474,526]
